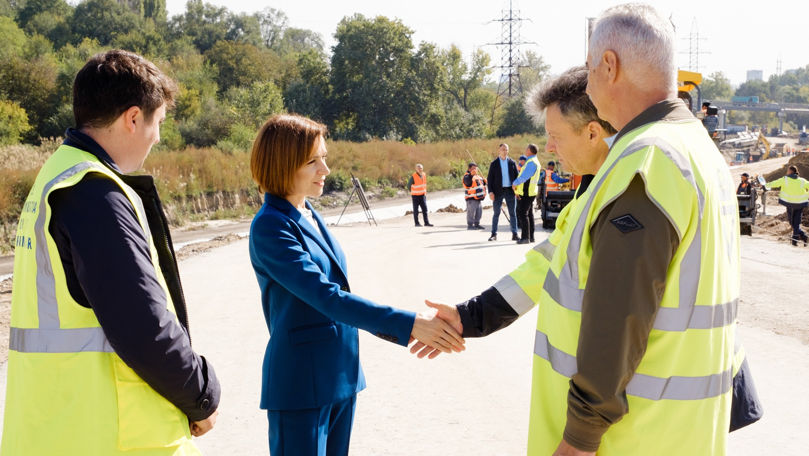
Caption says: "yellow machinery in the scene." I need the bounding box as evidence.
[677,70,703,113]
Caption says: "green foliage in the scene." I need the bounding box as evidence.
[329,14,418,140]
[226,80,283,128]
[179,97,235,146]
[0,16,27,60]
[0,100,32,145]
[71,0,142,46]
[215,122,255,152]
[170,0,231,53]
[496,96,539,137]
[0,54,59,141]
[155,115,184,151]
[205,40,279,93]
[520,50,550,92]
[112,19,168,58]
[701,72,732,101]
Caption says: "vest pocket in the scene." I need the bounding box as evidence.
[112,356,194,451]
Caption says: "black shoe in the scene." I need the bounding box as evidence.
[516,238,530,244]
[424,223,434,227]
[467,225,475,230]
[415,223,421,227]
[488,234,497,241]
[530,237,535,243]
[792,240,798,246]
[474,224,486,230]
[512,233,519,241]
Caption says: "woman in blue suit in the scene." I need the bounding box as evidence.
[248,114,465,455]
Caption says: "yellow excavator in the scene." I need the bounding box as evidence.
[677,70,703,113]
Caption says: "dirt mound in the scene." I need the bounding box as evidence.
[764,153,809,182]
[436,204,465,213]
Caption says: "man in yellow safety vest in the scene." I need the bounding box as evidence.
[414,4,744,454]
[2,50,220,455]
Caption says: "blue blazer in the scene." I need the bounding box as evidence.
[249,194,416,410]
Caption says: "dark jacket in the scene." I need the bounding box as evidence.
[486,156,519,196]
[249,194,416,410]
[49,128,219,422]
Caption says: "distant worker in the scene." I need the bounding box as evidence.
[703,105,720,138]
[737,173,752,195]
[2,50,220,455]
[407,163,433,227]
[517,154,527,172]
[540,160,570,196]
[486,143,519,241]
[765,165,809,246]
[463,162,487,230]
[512,144,541,244]
[696,100,710,120]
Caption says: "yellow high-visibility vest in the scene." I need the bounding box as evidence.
[515,156,541,197]
[2,145,199,455]
[767,175,809,204]
[522,117,738,454]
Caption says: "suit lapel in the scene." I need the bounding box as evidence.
[265,194,348,281]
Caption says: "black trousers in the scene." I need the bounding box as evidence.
[411,194,429,225]
[786,205,807,242]
[516,195,535,241]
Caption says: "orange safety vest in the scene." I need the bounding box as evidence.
[544,168,559,193]
[570,174,582,191]
[411,172,427,196]
[463,172,487,200]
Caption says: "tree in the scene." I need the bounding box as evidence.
[700,71,732,102]
[0,99,32,145]
[71,0,142,46]
[226,80,283,128]
[283,49,329,120]
[496,96,537,137]
[442,46,491,112]
[519,50,550,91]
[330,15,421,140]
[0,55,59,140]
[255,7,287,49]
[204,40,279,93]
[735,80,770,102]
[170,0,231,53]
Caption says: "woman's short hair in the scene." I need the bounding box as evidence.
[251,114,327,196]
[73,50,177,128]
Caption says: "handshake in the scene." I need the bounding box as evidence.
[409,300,465,359]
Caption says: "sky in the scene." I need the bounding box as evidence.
[165,0,807,87]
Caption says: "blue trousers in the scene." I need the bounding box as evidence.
[491,189,517,234]
[267,395,357,456]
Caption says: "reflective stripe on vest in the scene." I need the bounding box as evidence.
[463,172,486,199]
[516,156,541,197]
[528,117,737,455]
[770,175,809,204]
[3,145,196,455]
[411,172,426,195]
[544,168,560,192]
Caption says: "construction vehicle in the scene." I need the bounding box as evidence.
[720,132,772,164]
[799,128,809,146]
[677,70,703,113]
[538,172,579,229]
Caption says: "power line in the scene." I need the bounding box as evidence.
[487,0,535,120]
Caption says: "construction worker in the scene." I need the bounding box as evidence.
[541,160,570,195]
[2,50,220,455]
[512,144,542,244]
[765,165,809,246]
[517,154,527,172]
[417,4,743,454]
[407,163,432,227]
[737,172,752,195]
[463,162,487,230]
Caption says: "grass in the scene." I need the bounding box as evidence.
[0,134,549,254]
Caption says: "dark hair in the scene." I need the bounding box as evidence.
[527,66,616,135]
[702,101,711,108]
[789,165,798,175]
[468,162,477,169]
[73,50,177,129]
[548,161,555,167]
[526,143,539,155]
[251,114,328,196]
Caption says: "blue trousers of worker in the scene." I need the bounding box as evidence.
[491,188,517,235]
[267,395,357,456]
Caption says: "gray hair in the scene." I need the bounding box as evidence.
[526,66,616,134]
[589,3,677,92]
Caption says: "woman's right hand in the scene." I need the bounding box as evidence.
[410,310,465,355]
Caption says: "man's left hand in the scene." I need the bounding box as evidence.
[552,440,595,456]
